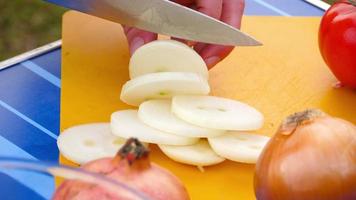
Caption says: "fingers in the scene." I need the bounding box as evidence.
[193,43,207,52]
[123,0,244,68]
[171,37,197,47]
[124,1,192,53]
[201,46,234,68]
[172,0,223,19]
[123,26,158,55]
[195,0,223,19]
[220,0,245,29]
[171,0,194,6]
[198,0,245,68]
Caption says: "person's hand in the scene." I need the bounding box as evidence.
[123,0,245,69]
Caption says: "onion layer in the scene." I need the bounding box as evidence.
[254,109,356,200]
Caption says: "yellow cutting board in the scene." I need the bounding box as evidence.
[60,11,356,200]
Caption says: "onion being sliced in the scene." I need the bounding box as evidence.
[129,40,208,79]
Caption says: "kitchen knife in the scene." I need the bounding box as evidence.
[46,0,262,46]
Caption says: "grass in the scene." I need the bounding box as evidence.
[0,0,66,60]
[0,0,338,61]
[324,0,338,4]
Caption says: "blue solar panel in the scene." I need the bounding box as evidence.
[0,173,47,200]
[0,105,58,161]
[31,49,62,78]
[0,65,60,135]
[257,0,324,16]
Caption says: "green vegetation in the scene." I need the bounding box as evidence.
[0,0,337,61]
[325,0,337,4]
[0,0,66,60]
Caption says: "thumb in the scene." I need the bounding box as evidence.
[123,26,158,55]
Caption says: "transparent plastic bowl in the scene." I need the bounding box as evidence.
[0,157,150,200]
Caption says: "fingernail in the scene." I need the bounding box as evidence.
[130,37,144,55]
[205,56,221,68]
[186,40,197,47]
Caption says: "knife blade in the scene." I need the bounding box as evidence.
[46,0,262,46]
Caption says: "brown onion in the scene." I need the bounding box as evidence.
[254,109,356,200]
[53,138,190,200]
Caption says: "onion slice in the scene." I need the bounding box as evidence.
[159,139,225,167]
[172,95,264,130]
[120,72,210,106]
[57,123,130,164]
[129,40,208,79]
[138,99,224,138]
[208,132,270,164]
[111,110,198,145]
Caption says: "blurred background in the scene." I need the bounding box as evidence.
[0,0,336,61]
[0,0,66,60]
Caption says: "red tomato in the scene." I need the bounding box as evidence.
[319,0,356,89]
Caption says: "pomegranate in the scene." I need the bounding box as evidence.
[53,138,190,200]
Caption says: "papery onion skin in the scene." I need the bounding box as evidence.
[254,109,356,200]
[53,138,190,200]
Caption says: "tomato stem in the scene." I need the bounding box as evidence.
[349,0,356,7]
